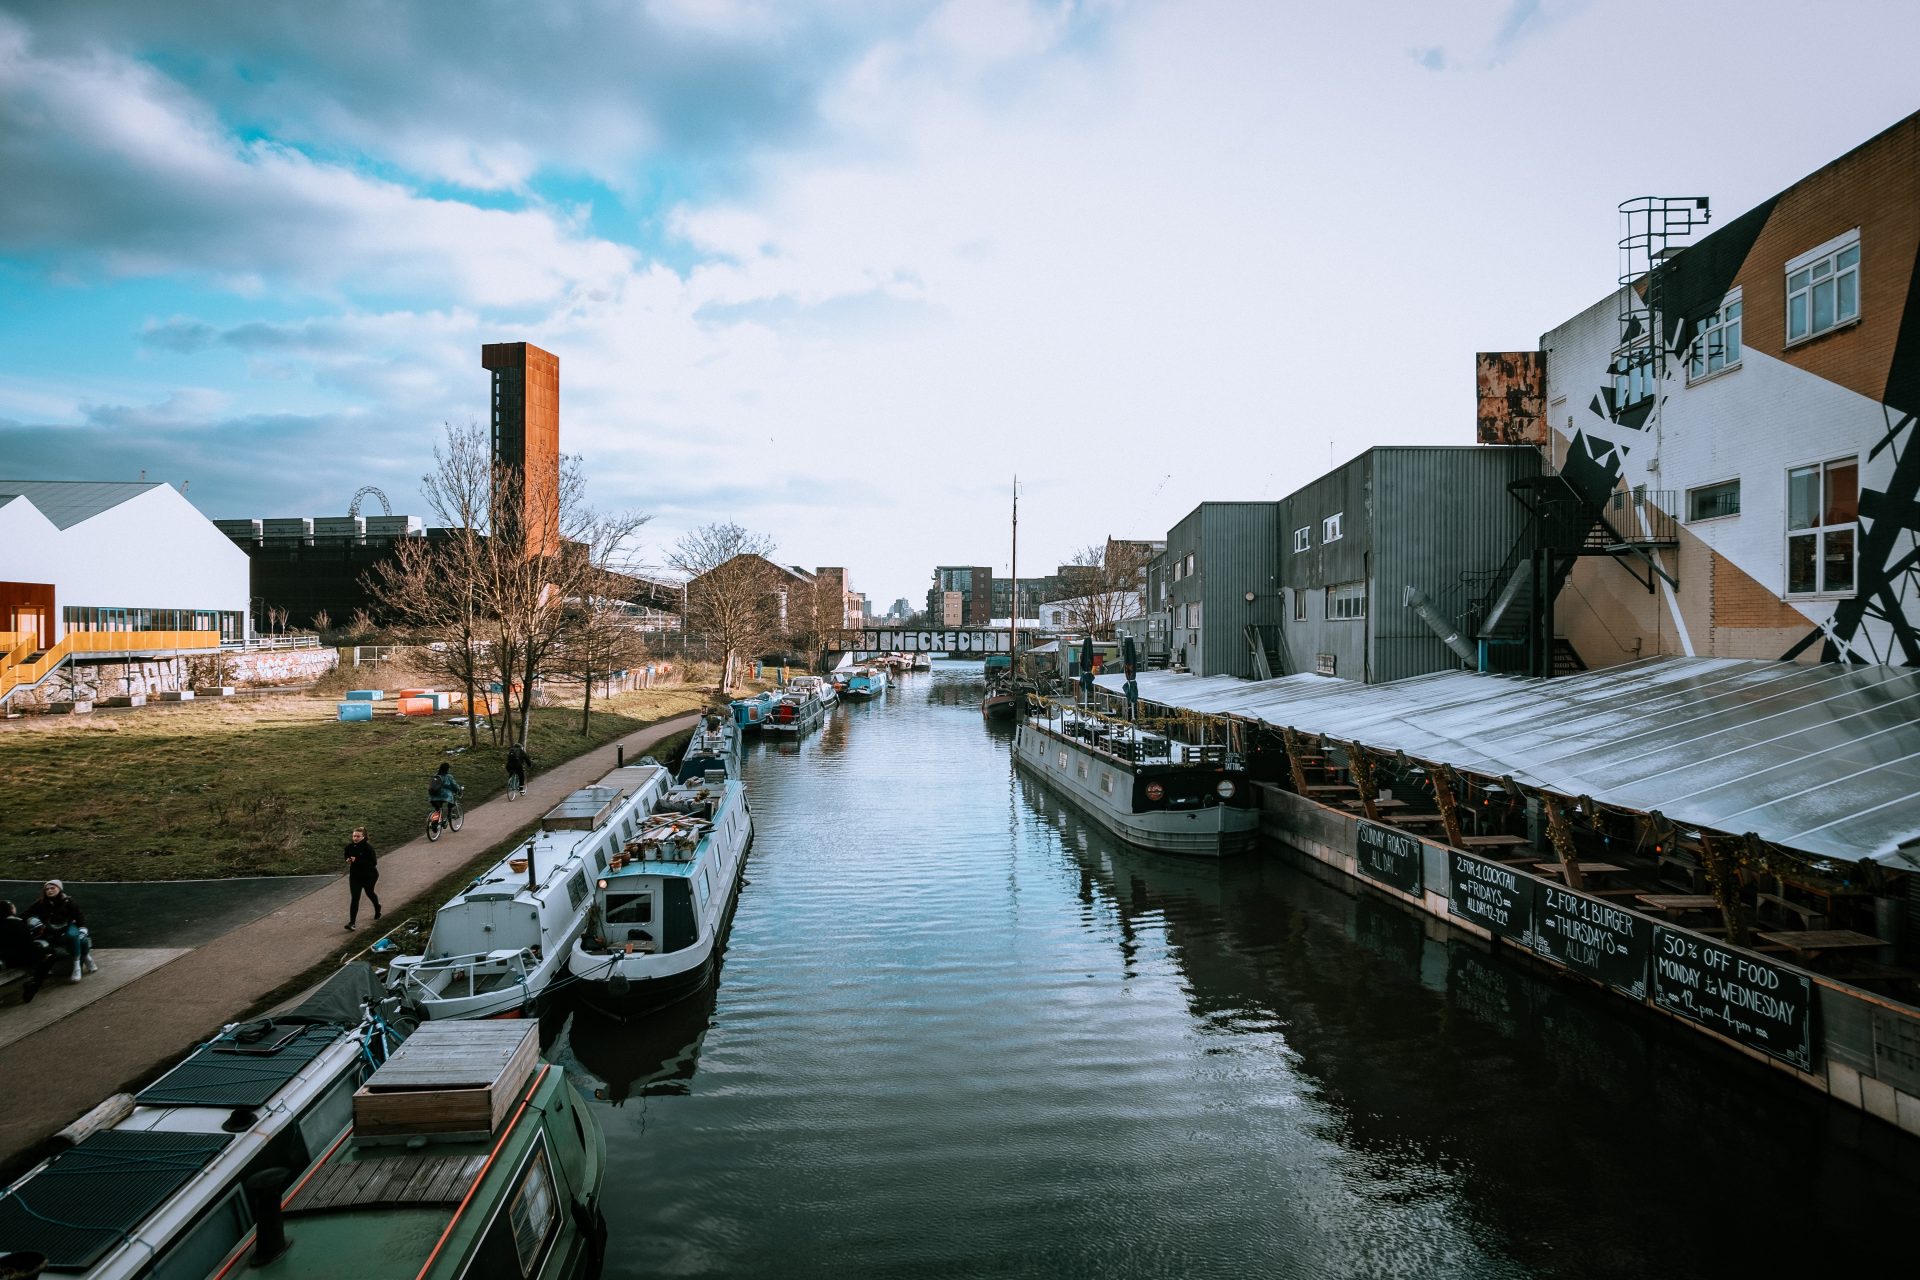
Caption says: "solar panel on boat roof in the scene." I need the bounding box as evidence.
[0,1129,231,1269]
[136,1024,346,1107]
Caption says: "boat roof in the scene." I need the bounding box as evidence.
[1098,657,1920,867]
[0,1130,233,1270]
[136,1023,348,1108]
[450,765,666,906]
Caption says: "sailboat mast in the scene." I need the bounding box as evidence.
[1010,477,1018,659]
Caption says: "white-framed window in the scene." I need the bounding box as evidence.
[1188,602,1201,627]
[1687,479,1741,522]
[1687,292,1743,380]
[1786,457,1858,597]
[1786,230,1860,344]
[1326,582,1366,620]
[1057,751,1068,769]
[1184,553,1195,576]
[1292,526,1311,553]
[1077,761,1088,779]
[1611,338,1656,409]
[1322,512,1343,542]
[1292,588,1306,622]
[1100,773,1114,794]
[1172,558,1183,582]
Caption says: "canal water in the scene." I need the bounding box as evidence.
[555,661,1918,1278]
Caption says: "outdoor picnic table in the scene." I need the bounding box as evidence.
[1532,861,1627,877]
[1341,797,1408,811]
[1752,929,1887,959]
[1461,834,1530,850]
[1634,893,1721,916]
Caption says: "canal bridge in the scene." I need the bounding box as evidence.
[822,628,1013,663]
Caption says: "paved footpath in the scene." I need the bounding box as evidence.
[0,712,699,1175]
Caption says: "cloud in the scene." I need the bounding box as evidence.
[0,15,634,306]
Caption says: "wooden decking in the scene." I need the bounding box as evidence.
[287,1152,488,1212]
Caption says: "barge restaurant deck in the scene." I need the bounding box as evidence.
[1094,656,1920,1136]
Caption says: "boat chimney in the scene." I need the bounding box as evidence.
[526,841,539,894]
[244,1167,294,1267]
[617,745,625,768]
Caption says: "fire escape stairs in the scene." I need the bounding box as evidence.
[1465,475,1680,673]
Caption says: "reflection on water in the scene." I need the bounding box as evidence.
[556,661,1918,1279]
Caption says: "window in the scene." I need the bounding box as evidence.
[1292,588,1306,622]
[1292,526,1311,553]
[1687,479,1741,522]
[508,1147,559,1276]
[1184,553,1195,576]
[1326,582,1366,620]
[1323,512,1343,542]
[1188,602,1201,627]
[605,891,652,925]
[1100,773,1114,794]
[1611,339,1656,409]
[1172,559,1183,582]
[1786,458,1858,596]
[1786,231,1860,343]
[1688,293,1743,380]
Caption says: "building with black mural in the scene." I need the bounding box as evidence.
[1486,109,1920,670]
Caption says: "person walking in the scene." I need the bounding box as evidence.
[505,741,532,799]
[28,879,94,982]
[1,900,54,1001]
[343,826,381,931]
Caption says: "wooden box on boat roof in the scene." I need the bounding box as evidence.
[542,784,622,832]
[352,1021,538,1139]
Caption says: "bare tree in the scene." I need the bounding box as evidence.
[1062,542,1148,640]
[561,569,654,734]
[669,524,779,695]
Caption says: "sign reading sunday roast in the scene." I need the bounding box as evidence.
[1531,882,1652,999]
[1448,852,1532,945]
[1354,821,1423,895]
[1651,926,1814,1071]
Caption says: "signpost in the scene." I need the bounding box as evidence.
[1355,821,1423,895]
[1531,883,1652,999]
[1650,926,1814,1071]
[1448,852,1532,945]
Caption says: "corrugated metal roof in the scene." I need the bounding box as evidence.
[1097,657,1920,868]
[0,479,162,529]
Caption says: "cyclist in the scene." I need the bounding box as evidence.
[427,762,464,823]
[505,741,532,798]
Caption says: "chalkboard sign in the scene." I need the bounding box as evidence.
[1531,882,1652,999]
[1355,821,1423,895]
[1651,927,1814,1071]
[1448,852,1532,945]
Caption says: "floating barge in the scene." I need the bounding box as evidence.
[1097,657,1920,1137]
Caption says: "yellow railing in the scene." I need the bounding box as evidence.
[1,631,33,670]
[0,629,221,699]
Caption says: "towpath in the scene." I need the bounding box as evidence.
[0,712,700,1175]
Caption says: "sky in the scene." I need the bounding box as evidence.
[1,0,1916,608]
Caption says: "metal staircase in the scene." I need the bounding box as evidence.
[1464,475,1679,677]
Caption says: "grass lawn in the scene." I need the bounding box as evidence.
[0,683,718,881]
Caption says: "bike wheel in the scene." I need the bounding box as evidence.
[448,803,464,832]
[426,815,442,842]
[507,776,521,801]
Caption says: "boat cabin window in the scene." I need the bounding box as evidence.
[468,1143,560,1279]
[566,869,591,911]
[293,1071,357,1159]
[605,891,653,925]
[149,1185,250,1280]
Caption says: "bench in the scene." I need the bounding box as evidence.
[1756,893,1827,929]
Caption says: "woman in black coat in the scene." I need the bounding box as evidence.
[344,827,381,931]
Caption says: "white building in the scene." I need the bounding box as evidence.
[0,480,249,700]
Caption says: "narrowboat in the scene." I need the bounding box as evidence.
[567,768,752,1020]
[0,965,407,1279]
[219,1020,606,1280]
[764,675,831,736]
[841,667,889,702]
[1012,700,1258,856]
[385,762,673,1020]
[729,690,776,732]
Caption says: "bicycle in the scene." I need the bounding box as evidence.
[358,994,419,1069]
[506,771,524,802]
[426,790,465,841]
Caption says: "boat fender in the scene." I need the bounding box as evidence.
[608,973,631,997]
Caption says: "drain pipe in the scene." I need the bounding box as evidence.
[1403,586,1476,667]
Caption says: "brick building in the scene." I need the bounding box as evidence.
[1489,110,1920,669]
